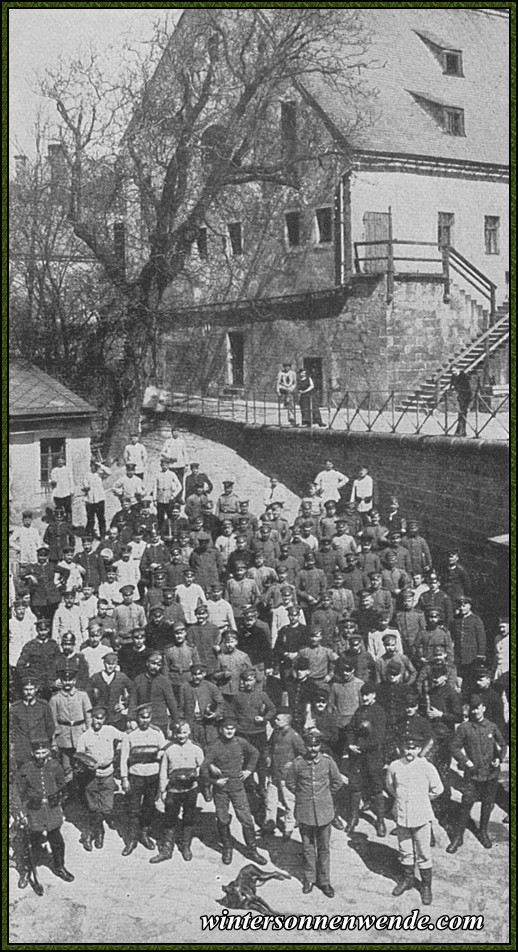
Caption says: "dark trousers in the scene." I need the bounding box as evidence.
[300,822,332,886]
[30,826,65,866]
[163,788,198,830]
[54,495,73,522]
[462,777,499,810]
[156,502,172,532]
[213,782,254,830]
[127,773,158,836]
[348,750,384,796]
[85,501,106,538]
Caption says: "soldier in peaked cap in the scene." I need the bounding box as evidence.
[386,727,443,905]
[345,681,387,836]
[177,662,225,750]
[75,704,124,851]
[285,728,344,897]
[87,652,133,731]
[10,675,56,767]
[49,660,92,789]
[215,480,241,526]
[119,702,167,856]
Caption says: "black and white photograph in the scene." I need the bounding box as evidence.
[7,4,510,945]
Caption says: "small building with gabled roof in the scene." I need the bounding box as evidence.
[9,358,97,518]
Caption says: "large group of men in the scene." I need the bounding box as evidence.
[9,427,509,904]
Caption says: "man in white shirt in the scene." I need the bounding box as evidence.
[263,475,287,511]
[112,463,145,507]
[9,600,37,668]
[76,704,124,850]
[349,465,374,519]
[160,427,189,503]
[50,455,75,522]
[9,511,42,574]
[123,433,148,481]
[82,460,111,538]
[276,360,297,426]
[315,459,349,505]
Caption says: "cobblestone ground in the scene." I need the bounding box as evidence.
[10,425,510,943]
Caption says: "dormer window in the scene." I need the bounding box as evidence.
[414,31,464,77]
[408,91,465,137]
[444,108,464,137]
[444,51,463,76]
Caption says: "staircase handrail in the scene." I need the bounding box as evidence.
[432,313,509,395]
[445,245,497,324]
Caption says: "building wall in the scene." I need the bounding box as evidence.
[9,418,92,522]
[350,169,509,301]
[160,272,495,396]
[160,412,509,622]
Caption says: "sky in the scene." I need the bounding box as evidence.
[8,7,182,167]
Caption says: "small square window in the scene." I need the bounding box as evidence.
[444,51,463,76]
[444,108,464,136]
[484,216,500,255]
[285,211,301,248]
[438,212,455,249]
[316,207,333,244]
[40,438,66,484]
[227,222,243,256]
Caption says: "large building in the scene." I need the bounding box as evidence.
[128,8,509,401]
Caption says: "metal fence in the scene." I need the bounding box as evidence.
[163,388,509,441]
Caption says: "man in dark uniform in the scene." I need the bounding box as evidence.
[215,479,241,528]
[178,663,225,749]
[417,571,454,631]
[452,595,487,686]
[345,682,387,836]
[274,606,308,689]
[450,367,472,437]
[237,607,272,691]
[422,662,462,812]
[10,676,56,767]
[75,535,106,591]
[118,628,151,681]
[17,618,61,701]
[87,652,133,731]
[128,651,178,735]
[43,507,76,563]
[285,729,344,896]
[21,546,69,620]
[200,715,266,866]
[16,739,74,883]
[343,631,377,683]
[448,694,506,852]
[442,549,471,603]
[187,603,222,680]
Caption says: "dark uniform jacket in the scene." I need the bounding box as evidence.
[178,679,225,727]
[237,625,273,669]
[87,670,133,727]
[200,735,259,792]
[75,551,106,590]
[346,702,386,753]
[17,756,66,831]
[128,673,177,730]
[418,589,454,631]
[42,521,75,562]
[285,752,343,826]
[425,682,463,743]
[23,562,68,610]
[187,621,221,677]
[118,644,150,681]
[343,648,376,684]
[10,699,56,765]
[233,689,276,735]
[443,565,471,602]
[451,718,506,782]
[452,613,487,668]
[17,638,61,695]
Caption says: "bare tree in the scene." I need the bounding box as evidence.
[37,8,377,455]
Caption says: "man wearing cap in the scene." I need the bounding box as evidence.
[11,676,56,767]
[139,524,169,587]
[273,604,308,687]
[413,608,454,668]
[153,458,183,532]
[43,506,76,564]
[442,549,471,603]
[123,432,148,481]
[206,583,236,635]
[151,720,204,863]
[417,571,454,631]
[329,657,364,739]
[297,626,338,687]
[367,614,403,662]
[112,586,146,646]
[215,479,241,527]
[119,703,167,855]
[345,682,387,835]
[160,426,189,503]
[327,570,355,620]
[143,566,169,614]
[185,462,213,501]
[80,622,113,678]
[87,653,132,730]
[225,563,261,624]
[465,662,506,735]
[49,455,75,523]
[178,664,225,749]
[21,545,69,619]
[162,622,200,697]
[112,464,145,508]
[118,628,150,681]
[315,459,349,507]
[75,705,124,850]
[309,689,340,758]
[52,589,85,643]
[343,630,377,683]
[49,661,92,788]
[452,595,487,686]
[187,604,222,679]
[422,662,462,810]
[128,652,178,735]
[386,729,443,904]
[332,520,358,560]
[297,553,327,619]
[175,569,207,626]
[357,538,382,580]
[376,661,409,767]
[285,729,344,896]
[190,532,220,593]
[82,459,111,538]
[75,535,106,592]
[56,633,90,691]
[349,465,375,521]
[448,694,507,852]
[376,634,417,686]
[237,607,272,691]
[113,545,141,594]
[16,738,74,883]
[395,589,426,663]
[233,667,276,821]
[16,618,61,701]
[144,605,173,654]
[286,658,316,734]
[314,536,344,587]
[213,630,252,702]
[263,709,305,837]
[276,360,297,426]
[9,511,42,577]
[401,521,432,576]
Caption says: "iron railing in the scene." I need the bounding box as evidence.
[156,388,508,441]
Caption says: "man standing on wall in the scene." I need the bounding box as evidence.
[276,360,297,426]
[450,368,472,437]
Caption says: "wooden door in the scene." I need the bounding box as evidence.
[363,211,390,273]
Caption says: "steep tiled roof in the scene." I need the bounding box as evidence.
[307,8,508,167]
[9,359,96,418]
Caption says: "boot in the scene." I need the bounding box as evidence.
[430,824,436,848]
[139,828,156,851]
[218,820,233,865]
[346,793,361,833]
[479,802,493,849]
[392,867,414,897]
[446,804,470,854]
[52,842,75,883]
[179,825,194,862]
[374,795,386,837]
[149,829,174,864]
[93,818,104,850]
[122,840,138,856]
[420,868,432,905]
[81,832,93,852]
[243,825,267,866]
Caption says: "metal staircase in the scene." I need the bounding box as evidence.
[399,304,509,411]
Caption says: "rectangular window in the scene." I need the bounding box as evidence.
[197,227,208,258]
[285,211,301,248]
[443,51,463,76]
[444,108,464,136]
[281,101,297,159]
[40,438,66,484]
[227,222,243,256]
[315,207,333,244]
[484,216,500,255]
[438,212,455,249]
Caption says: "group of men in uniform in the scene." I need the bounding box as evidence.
[9,436,508,903]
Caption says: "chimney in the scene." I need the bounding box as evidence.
[14,155,28,178]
